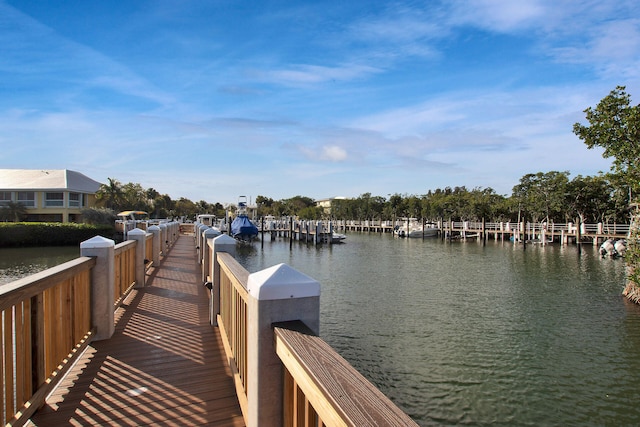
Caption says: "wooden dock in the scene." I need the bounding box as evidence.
[28,235,245,427]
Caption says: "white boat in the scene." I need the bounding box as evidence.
[600,238,627,257]
[615,239,628,256]
[115,210,149,238]
[197,213,228,232]
[395,220,439,238]
[331,232,347,243]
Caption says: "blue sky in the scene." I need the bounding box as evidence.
[1,1,639,206]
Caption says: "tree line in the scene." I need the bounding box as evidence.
[92,177,227,221]
[0,169,630,225]
[254,171,631,224]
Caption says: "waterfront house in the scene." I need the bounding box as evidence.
[0,169,102,222]
[315,196,348,215]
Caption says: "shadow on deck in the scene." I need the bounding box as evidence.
[28,235,245,426]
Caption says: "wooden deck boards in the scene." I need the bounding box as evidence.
[28,235,245,427]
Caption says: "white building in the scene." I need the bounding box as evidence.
[0,169,102,222]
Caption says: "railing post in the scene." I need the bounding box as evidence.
[127,228,147,288]
[211,234,237,326]
[202,228,222,283]
[148,225,161,266]
[246,264,320,427]
[197,224,209,263]
[170,221,178,245]
[158,223,167,254]
[80,236,115,341]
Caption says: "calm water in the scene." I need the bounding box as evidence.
[237,232,639,426]
[2,235,637,425]
[0,246,79,285]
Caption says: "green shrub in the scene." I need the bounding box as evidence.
[0,223,115,247]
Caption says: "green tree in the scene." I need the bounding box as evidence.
[282,196,315,216]
[81,207,117,225]
[0,201,27,222]
[298,206,324,219]
[121,183,149,211]
[574,87,640,301]
[566,174,614,224]
[255,195,275,216]
[573,86,640,202]
[96,178,125,210]
[152,193,174,218]
[512,171,569,223]
[174,197,198,219]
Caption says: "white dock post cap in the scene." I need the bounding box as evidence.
[148,225,161,231]
[247,263,320,300]
[213,234,236,244]
[80,235,115,248]
[128,228,146,236]
[204,228,221,238]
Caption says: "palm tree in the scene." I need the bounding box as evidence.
[0,201,27,222]
[96,178,124,210]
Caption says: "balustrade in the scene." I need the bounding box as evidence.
[207,230,417,426]
[0,222,180,426]
[2,219,416,426]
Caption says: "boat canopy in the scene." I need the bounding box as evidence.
[117,211,148,219]
[231,215,258,239]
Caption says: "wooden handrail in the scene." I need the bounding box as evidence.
[1,257,96,426]
[208,239,418,426]
[114,240,136,304]
[2,226,180,426]
[0,257,95,312]
[274,321,419,427]
[216,251,250,419]
[145,233,153,267]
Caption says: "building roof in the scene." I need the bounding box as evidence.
[0,169,102,193]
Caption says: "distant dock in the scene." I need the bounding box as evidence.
[333,219,629,245]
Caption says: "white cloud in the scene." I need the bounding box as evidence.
[256,63,382,86]
[449,0,546,32]
[321,145,348,161]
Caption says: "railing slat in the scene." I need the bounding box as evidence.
[0,258,96,313]
[4,310,15,424]
[274,321,419,427]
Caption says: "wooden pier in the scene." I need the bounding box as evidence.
[27,235,245,426]
[258,219,341,244]
[1,222,417,427]
[439,220,629,245]
[333,219,629,245]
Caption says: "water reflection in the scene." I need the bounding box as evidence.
[0,246,79,285]
[238,233,634,426]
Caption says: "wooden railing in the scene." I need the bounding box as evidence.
[0,257,96,426]
[207,232,418,426]
[443,220,630,234]
[275,321,418,427]
[0,222,181,426]
[145,233,153,266]
[336,219,631,239]
[114,240,136,306]
[217,251,249,417]
[441,221,630,242]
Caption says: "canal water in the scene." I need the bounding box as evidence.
[236,232,639,427]
[2,234,637,425]
[0,246,79,285]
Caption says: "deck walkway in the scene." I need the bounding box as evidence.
[28,235,245,426]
